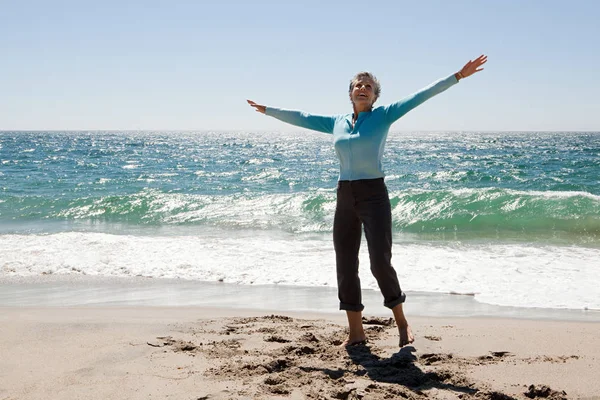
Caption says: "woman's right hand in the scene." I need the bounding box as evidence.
[247,100,266,114]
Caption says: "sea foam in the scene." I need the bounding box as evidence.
[1,230,598,311]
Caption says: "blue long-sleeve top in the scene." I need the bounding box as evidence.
[265,74,459,181]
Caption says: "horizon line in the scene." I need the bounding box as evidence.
[2,129,600,133]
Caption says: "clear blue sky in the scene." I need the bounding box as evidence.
[1,0,599,131]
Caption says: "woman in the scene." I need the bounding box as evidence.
[247,55,487,347]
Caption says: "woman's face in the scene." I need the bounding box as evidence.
[350,77,376,108]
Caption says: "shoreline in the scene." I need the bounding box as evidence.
[1,275,599,323]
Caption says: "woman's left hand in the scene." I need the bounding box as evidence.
[458,54,487,79]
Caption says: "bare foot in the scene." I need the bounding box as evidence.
[341,310,366,347]
[340,335,367,347]
[399,324,414,347]
[391,303,414,347]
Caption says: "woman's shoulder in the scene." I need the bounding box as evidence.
[371,105,389,116]
[333,113,352,121]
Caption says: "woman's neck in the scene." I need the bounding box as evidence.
[353,104,372,120]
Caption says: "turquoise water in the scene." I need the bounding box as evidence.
[1,130,599,310]
[2,130,599,244]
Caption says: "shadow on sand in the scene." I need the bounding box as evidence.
[343,344,478,394]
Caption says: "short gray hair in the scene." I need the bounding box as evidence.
[349,72,381,103]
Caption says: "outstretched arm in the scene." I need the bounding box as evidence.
[247,100,335,134]
[384,54,487,123]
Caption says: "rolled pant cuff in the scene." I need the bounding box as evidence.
[339,303,365,312]
[384,292,407,309]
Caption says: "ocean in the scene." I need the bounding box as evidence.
[1,130,599,311]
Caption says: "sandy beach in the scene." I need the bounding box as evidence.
[1,305,599,400]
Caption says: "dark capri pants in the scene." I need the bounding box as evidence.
[333,178,406,312]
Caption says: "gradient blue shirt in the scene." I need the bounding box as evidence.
[265,74,459,181]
